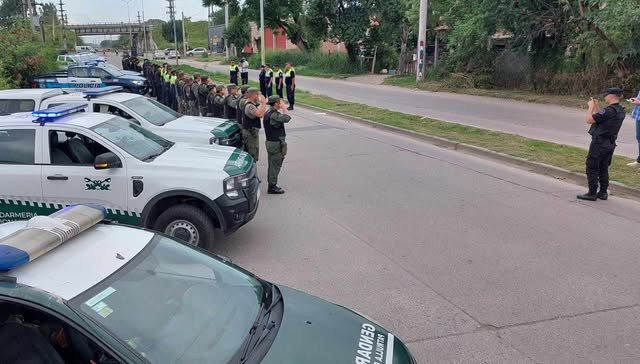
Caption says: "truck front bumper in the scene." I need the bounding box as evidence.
[214,164,260,233]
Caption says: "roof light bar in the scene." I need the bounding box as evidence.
[32,103,88,122]
[82,86,123,98]
[0,205,106,271]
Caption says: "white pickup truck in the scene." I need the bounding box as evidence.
[0,87,242,148]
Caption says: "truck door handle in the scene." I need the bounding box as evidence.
[47,175,68,181]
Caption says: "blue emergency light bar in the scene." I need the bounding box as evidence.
[82,86,123,98]
[32,103,88,121]
[0,205,106,271]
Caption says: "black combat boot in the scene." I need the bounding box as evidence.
[597,190,609,200]
[268,185,285,194]
[577,187,598,201]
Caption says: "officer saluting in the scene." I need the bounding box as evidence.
[577,88,626,201]
[264,96,291,194]
[242,88,267,161]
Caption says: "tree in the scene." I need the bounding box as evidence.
[0,0,23,24]
[224,15,251,55]
[162,20,184,44]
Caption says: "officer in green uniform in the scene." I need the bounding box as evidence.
[242,88,267,161]
[183,77,194,115]
[264,95,291,194]
[206,84,217,117]
[224,84,239,119]
[176,72,185,113]
[236,85,250,125]
[577,88,626,201]
[198,76,210,117]
[190,74,201,116]
[213,85,227,118]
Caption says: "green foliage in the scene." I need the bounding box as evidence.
[0,0,23,24]
[224,16,251,53]
[162,20,184,44]
[0,18,57,88]
[246,50,365,77]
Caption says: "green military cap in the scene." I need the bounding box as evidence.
[267,95,281,105]
[227,84,238,90]
[207,84,215,90]
[247,87,259,94]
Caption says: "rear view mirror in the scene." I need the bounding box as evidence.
[94,152,122,169]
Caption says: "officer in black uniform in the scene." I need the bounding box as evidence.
[258,65,266,96]
[577,88,626,201]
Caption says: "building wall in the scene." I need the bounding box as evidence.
[243,22,346,54]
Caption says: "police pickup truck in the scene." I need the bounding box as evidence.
[0,104,259,248]
[0,205,416,364]
[32,64,147,94]
[0,87,242,147]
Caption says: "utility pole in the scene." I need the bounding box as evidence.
[181,12,187,55]
[260,0,265,65]
[141,0,148,55]
[58,0,66,50]
[416,0,428,82]
[224,2,229,58]
[167,0,178,65]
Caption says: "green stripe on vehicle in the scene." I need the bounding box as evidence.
[0,199,141,226]
[211,121,241,139]
[224,149,253,176]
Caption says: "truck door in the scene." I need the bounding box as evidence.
[0,126,44,222]
[68,67,104,90]
[41,126,135,224]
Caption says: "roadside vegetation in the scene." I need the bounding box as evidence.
[166,63,640,190]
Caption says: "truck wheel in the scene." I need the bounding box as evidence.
[153,204,215,250]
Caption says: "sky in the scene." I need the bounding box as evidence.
[64,0,211,42]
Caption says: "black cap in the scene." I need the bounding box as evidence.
[602,87,623,97]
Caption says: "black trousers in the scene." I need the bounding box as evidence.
[275,80,283,98]
[286,83,295,107]
[241,72,248,85]
[586,139,616,193]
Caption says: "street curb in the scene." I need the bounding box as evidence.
[299,103,640,201]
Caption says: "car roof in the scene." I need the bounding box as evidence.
[0,89,64,99]
[0,222,152,300]
[46,92,142,104]
[0,110,117,129]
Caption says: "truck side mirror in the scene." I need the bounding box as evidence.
[94,152,122,169]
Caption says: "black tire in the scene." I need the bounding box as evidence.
[153,204,216,250]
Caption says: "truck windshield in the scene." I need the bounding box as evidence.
[70,234,264,363]
[91,117,173,161]
[122,97,181,126]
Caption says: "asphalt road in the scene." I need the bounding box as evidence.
[172,57,639,159]
[201,106,640,363]
[115,54,640,361]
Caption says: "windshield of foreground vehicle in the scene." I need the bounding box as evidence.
[122,96,180,126]
[91,117,173,161]
[70,235,263,363]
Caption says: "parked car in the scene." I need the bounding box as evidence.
[167,49,180,59]
[152,50,166,60]
[187,47,208,57]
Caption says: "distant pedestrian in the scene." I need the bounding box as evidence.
[258,65,266,96]
[577,88,626,201]
[274,65,284,98]
[264,64,274,97]
[229,61,239,85]
[242,88,267,161]
[628,91,640,167]
[284,62,296,110]
[264,95,291,194]
[240,57,249,85]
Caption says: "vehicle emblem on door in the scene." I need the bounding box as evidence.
[85,177,112,191]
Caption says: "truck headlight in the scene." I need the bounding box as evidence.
[210,136,231,145]
[209,136,218,145]
[223,173,249,199]
[132,80,145,85]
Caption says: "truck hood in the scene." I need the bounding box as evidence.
[159,117,241,142]
[261,286,415,364]
[151,143,252,177]
[116,74,146,82]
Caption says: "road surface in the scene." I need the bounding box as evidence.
[207,106,640,363]
[165,56,637,159]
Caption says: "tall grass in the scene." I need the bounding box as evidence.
[245,50,366,77]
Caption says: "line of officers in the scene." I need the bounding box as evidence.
[143,61,291,194]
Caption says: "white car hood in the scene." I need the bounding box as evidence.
[150,142,250,177]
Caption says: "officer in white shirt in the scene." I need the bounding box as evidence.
[240,57,249,85]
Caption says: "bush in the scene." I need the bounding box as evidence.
[0,18,58,88]
[245,49,365,76]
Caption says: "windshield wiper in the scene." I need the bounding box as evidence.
[239,284,282,363]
